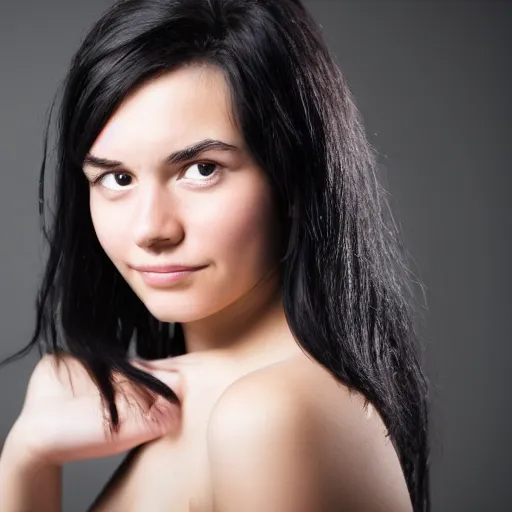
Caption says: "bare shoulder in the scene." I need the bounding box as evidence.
[207,354,413,512]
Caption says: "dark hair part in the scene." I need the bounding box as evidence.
[1,0,430,509]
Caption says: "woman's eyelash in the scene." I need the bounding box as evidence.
[90,172,110,185]
[180,161,220,180]
[87,169,122,185]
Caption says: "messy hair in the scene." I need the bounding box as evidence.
[1,0,430,509]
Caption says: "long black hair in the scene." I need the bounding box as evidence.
[0,0,430,509]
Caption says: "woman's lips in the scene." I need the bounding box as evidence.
[136,266,206,287]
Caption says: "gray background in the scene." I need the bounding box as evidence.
[0,1,510,510]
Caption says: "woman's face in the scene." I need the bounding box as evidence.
[83,64,282,324]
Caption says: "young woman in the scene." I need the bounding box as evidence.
[0,0,430,510]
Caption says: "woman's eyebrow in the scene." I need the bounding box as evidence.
[82,138,240,170]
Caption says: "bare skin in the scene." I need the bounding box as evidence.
[9,62,411,511]
[88,348,410,512]
[80,62,317,510]
[88,348,307,512]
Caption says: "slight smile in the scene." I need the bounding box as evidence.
[132,265,208,287]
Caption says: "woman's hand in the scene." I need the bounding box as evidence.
[7,353,183,468]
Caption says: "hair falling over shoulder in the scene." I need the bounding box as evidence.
[0,0,431,509]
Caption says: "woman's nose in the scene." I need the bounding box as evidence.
[132,183,184,250]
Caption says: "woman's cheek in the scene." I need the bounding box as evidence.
[200,187,276,275]
[90,202,127,263]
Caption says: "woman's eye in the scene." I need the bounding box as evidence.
[182,162,219,182]
[96,172,134,191]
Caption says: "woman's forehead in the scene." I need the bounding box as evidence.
[90,65,240,159]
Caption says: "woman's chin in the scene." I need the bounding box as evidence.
[143,301,205,324]
[148,310,194,324]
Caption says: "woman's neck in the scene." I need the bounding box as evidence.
[181,267,301,367]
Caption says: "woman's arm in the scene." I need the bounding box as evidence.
[0,355,182,512]
[0,427,62,512]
